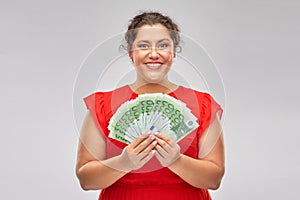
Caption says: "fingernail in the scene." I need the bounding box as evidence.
[150,135,155,140]
[152,140,157,145]
[154,132,159,135]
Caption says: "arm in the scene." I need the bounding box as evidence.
[75,111,127,190]
[156,115,225,190]
[75,111,156,190]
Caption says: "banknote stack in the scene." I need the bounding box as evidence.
[108,93,199,144]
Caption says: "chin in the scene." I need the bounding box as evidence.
[145,77,164,84]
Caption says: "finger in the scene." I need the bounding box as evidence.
[136,140,157,160]
[134,134,156,154]
[154,132,176,147]
[155,142,168,158]
[154,150,165,162]
[140,150,156,164]
[142,139,157,154]
[154,132,170,141]
[155,136,170,151]
[129,131,151,148]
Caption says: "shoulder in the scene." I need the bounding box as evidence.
[182,88,223,135]
[84,85,137,113]
[178,85,222,116]
[84,85,130,102]
[177,85,214,103]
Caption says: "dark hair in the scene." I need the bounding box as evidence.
[124,11,181,52]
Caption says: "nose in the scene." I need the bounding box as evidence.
[148,47,159,59]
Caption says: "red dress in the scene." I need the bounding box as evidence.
[84,85,223,200]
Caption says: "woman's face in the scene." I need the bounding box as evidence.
[129,23,175,85]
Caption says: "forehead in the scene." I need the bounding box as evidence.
[134,24,172,42]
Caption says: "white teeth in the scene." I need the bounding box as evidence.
[147,63,161,67]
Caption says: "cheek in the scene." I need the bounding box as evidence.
[164,52,174,62]
[132,52,146,63]
[160,50,174,59]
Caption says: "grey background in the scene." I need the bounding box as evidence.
[1,0,299,199]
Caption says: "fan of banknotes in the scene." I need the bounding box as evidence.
[108,93,199,144]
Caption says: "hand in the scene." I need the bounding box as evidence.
[121,132,157,171]
[103,132,157,172]
[154,132,181,167]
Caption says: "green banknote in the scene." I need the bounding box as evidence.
[108,93,199,144]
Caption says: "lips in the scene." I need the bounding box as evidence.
[145,62,162,70]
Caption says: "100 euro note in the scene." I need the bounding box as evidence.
[148,94,199,142]
[108,93,199,144]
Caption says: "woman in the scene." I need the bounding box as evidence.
[76,11,225,200]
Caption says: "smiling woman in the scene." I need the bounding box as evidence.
[129,24,177,93]
[75,11,225,200]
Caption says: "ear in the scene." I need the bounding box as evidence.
[172,47,176,58]
[129,52,134,62]
[128,52,133,62]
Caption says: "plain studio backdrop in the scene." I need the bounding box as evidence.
[1,0,299,199]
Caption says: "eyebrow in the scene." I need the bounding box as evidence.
[136,39,171,43]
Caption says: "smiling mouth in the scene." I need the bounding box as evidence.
[146,63,162,70]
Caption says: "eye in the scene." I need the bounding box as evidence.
[137,43,149,50]
[158,43,170,49]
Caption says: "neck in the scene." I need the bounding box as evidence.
[129,82,178,94]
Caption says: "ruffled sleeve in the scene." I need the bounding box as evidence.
[83,92,108,137]
[197,92,223,137]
